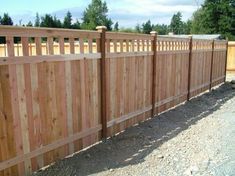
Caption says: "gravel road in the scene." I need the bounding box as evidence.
[34,76,235,176]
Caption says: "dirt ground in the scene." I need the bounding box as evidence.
[33,74,235,176]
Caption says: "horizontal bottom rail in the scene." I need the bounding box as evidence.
[189,76,225,97]
[107,105,152,128]
[227,68,235,72]
[155,92,188,108]
[190,83,210,93]
[0,125,102,171]
[212,75,226,83]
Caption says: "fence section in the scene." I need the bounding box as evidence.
[0,26,228,176]
[0,26,102,176]
[154,36,190,114]
[189,39,213,98]
[105,32,153,136]
[227,41,235,73]
[211,40,227,86]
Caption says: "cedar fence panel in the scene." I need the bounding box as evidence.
[0,25,228,176]
[154,37,190,113]
[211,41,227,87]
[189,39,213,98]
[105,32,153,136]
[0,26,102,176]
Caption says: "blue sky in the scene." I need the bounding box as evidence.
[0,0,204,27]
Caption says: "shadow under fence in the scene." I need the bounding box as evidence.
[33,83,235,176]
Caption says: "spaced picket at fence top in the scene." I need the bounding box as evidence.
[0,25,228,60]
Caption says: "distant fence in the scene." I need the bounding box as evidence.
[0,25,227,176]
[227,41,235,73]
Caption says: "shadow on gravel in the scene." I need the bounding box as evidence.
[34,82,235,176]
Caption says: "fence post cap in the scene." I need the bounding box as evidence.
[96,26,107,31]
[150,31,158,36]
[188,35,193,38]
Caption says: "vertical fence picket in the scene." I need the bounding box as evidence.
[47,37,54,55]
[209,40,215,90]
[187,36,193,101]
[66,37,74,154]
[150,31,157,117]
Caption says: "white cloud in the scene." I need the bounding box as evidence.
[106,0,204,27]
[9,0,204,27]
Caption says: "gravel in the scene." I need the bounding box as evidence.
[33,76,235,176]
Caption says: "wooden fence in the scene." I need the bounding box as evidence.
[0,25,228,176]
[227,41,235,73]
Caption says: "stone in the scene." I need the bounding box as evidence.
[85,154,91,159]
[107,146,112,150]
[184,166,199,175]
[232,84,235,89]
[148,125,153,128]
[231,80,235,84]
[157,155,164,159]
[173,157,179,162]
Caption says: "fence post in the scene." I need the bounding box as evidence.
[96,26,107,139]
[150,31,158,118]
[187,36,193,101]
[209,39,215,90]
[224,39,229,82]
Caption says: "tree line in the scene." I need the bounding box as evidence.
[0,0,234,40]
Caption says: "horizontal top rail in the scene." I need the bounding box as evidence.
[158,36,190,42]
[0,25,101,39]
[192,39,214,42]
[228,41,235,46]
[214,40,227,44]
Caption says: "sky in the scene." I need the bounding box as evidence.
[0,0,204,28]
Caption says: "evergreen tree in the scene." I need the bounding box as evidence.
[81,0,113,30]
[53,16,62,28]
[170,12,183,34]
[26,21,33,27]
[182,20,192,34]
[135,24,142,33]
[35,13,40,27]
[114,22,119,31]
[63,11,72,28]
[0,13,13,25]
[72,19,81,29]
[0,13,13,43]
[153,24,170,35]
[191,0,235,40]
[40,14,62,28]
[142,20,153,34]
[40,14,54,27]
